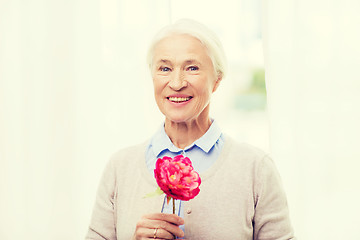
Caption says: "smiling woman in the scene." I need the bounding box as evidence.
[85,19,295,240]
[151,34,221,144]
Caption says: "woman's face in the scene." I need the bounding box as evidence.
[151,34,221,124]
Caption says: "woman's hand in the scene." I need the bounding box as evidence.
[133,213,185,239]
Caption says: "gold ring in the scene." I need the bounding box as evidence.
[153,228,158,239]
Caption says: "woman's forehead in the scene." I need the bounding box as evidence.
[152,34,211,63]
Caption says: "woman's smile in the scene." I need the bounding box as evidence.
[167,96,192,103]
[166,94,193,105]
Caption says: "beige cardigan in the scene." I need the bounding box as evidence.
[86,136,295,240]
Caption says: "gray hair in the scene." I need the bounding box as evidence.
[147,19,227,79]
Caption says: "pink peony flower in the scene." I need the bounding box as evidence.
[154,155,201,201]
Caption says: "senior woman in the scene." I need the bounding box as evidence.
[86,19,295,240]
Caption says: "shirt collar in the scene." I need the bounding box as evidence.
[150,120,222,157]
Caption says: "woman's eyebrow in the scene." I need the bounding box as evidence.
[157,59,172,65]
[184,59,202,66]
[155,59,201,66]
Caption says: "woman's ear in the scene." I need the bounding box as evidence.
[212,74,223,92]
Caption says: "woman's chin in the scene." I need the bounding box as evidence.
[164,113,194,124]
[166,117,190,124]
[162,108,208,125]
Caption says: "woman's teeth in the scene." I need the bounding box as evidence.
[168,97,191,102]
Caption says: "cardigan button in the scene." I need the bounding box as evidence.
[186,208,192,214]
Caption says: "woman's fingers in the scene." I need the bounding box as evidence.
[134,226,175,239]
[143,213,184,226]
[152,227,177,239]
[143,220,184,238]
[134,213,184,239]
[143,213,184,238]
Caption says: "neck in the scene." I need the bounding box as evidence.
[164,114,212,149]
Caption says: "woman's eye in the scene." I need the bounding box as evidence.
[188,66,199,71]
[160,67,171,72]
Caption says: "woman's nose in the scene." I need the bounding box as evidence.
[168,70,187,90]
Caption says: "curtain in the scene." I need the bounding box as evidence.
[263,0,360,239]
[0,0,168,239]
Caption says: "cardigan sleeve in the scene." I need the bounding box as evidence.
[253,155,295,240]
[85,159,117,240]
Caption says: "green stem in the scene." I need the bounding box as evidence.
[172,197,175,215]
[173,198,178,239]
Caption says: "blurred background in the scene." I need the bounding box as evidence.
[0,0,359,239]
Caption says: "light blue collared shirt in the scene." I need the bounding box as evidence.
[145,120,225,237]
